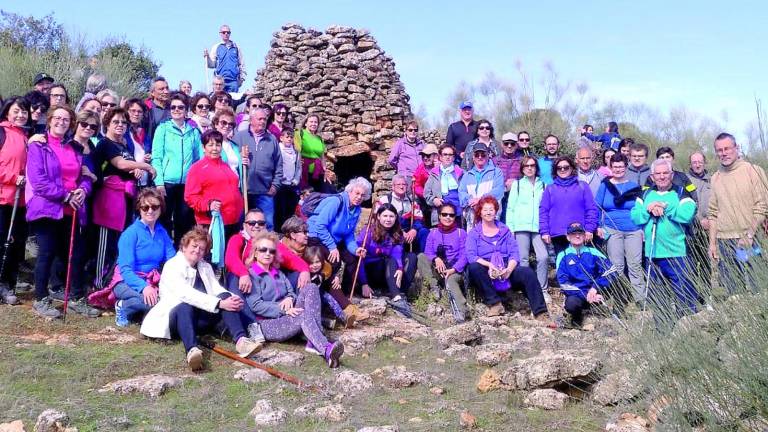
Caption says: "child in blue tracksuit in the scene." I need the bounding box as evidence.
[556,222,616,326]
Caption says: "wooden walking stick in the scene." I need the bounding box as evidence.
[349,198,377,301]
[407,182,417,253]
[203,341,318,391]
[62,212,77,322]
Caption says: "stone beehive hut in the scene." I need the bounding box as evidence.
[254,23,414,193]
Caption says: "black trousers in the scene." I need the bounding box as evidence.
[274,185,300,233]
[308,237,359,297]
[0,204,28,290]
[169,292,252,352]
[467,262,547,316]
[362,253,418,299]
[162,183,194,247]
[32,216,86,300]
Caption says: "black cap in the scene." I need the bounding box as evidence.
[33,73,54,85]
[473,143,490,154]
[566,222,586,234]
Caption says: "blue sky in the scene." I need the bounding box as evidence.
[8,1,768,137]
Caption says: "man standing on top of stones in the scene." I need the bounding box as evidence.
[233,107,282,230]
[205,24,246,93]
[446,101,477,165]
[708,133,768,294]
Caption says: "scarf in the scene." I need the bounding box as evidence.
[440,165,459,194]
[437,221,457,233]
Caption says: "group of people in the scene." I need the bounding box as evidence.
[1,24,766,370]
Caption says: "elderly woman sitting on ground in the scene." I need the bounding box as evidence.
[140,227,262,371]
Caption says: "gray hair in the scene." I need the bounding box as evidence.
[281,216,308,235]
[213,75,225,83]
[344,177,372,201]
[179,80,191,88]
[85,74,107,94]
[650,158,673,175]
[391,174,408,185]
[96,88,118,102]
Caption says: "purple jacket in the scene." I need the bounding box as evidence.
[539,175,598,237]
[493,150,523,182]
[424,226,468,272]
[388,137,425,177]
[356,224,404,285]
[25,139,92,226]
[466,221,519,264]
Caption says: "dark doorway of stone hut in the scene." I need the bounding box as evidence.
[334,152,374,208]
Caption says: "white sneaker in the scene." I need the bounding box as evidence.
[186,347,203,371]
[235,337,262,358]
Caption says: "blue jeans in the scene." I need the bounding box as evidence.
[223,78,240,93]
[226,273,257,322]
[648,257,698,319]
[113,281,151,321]
[248,194,275,231]
[169,292,251,352]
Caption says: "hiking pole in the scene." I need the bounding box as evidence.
[204,55,210,92]
[640,218,658,328]
[62,212,78,322]
[202,341,318,392]
[407,182,416,253]
[241,148,249,214]
[0,188,21,298]
[349,200,377,301]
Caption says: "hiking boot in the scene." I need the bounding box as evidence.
[114,300,129,327]
[487,302,505,317]
[247,322,265,344]
[304,341,322,356]
[343,312,356,329]
[324,341,344,368]
[49,290,65,302]
[343,304,370,322]
[235,337,262,358]
[0,284,19,305]
[321,317,338,329]
[67,298,101,318]
[33,297,61,319]
[186,347,203,371]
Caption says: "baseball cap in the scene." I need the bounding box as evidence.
[459,101,473,110]
[472,143,490,154]
[566,222,586,235]
[419,144,438,155]
[33,72,54,85]
[501,132,518,142]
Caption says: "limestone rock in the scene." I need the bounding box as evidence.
[475,343,513,366]
[233,368,273,384]
[500,349,601,390]
[605,413,650,431]
[335,370,374,395]
[34,410,76,432]
[476,369,503,393]
[435,322,482,348]
[252,349,304,367]
[372,365,426,388]
[249,399,287,426]
[293,404,347,422]
[357,426,398,432]
[459,411,477,429]
[338,327,396,355]
[591,370,643,406]
[524,389,569,410]
[0,420,26,432]
[98,375,181,398]
[443,344,473,359]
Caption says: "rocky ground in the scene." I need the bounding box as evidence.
[0,282,658,431]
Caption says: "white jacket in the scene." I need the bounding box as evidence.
[140,252,227,339]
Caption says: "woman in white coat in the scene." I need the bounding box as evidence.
[140,227,262,370]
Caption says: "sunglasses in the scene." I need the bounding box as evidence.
[102,102,118,108]
[441,152,455,157]
[140,204,161,212]
[196,104,211,110]
[256,247,276,254]
[275,111,287,116]
[556,165,572,172]
[522,163,537,168]
[477,126,491,130]
[421,153,435,158]
[249,105,260,109]
[518,138,530,142]
[503,141,516,146]
[216,97,230,103]
[78,121,99,132]
[440,212,456,218]
[245,220,267,227]
[220,31,231,34]
[474,152,488,158]
[407,128,418,132]
[218,120,235,128]
[31,104,47,112]
[170,105,186,111]
[111,119,128,125]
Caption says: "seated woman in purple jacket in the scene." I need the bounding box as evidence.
[465,196,550,320]
[357,203,417,302]
[26,106,98,319]
[417,203,468,323]
[539,156,599,256]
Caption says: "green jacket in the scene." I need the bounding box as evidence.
[505,177,544,233]
[151,120,202,185]
[630,187,696,258]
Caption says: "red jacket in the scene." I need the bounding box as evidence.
[225,233,310,279]
[184,156,243,225]
[413,162,431,198]
[278,241,310,273]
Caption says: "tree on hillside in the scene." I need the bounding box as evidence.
[0,10,65,52]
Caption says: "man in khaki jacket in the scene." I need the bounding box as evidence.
[708,133,768,293]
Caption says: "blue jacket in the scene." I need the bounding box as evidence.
[594,180,642,232]
[151,120,202,185]
[208,41,244,81]
[458,163,505,208]
[466,221,519,264]
[117,219,175,293]
[308,191,361,252]
[556,245,613,298]
[539,175,599,237]
[538,156,556,185]
[586,132,622,150]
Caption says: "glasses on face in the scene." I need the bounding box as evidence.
[111,119,128,125]
[128,109,144,115]
[556,165,572,172]
[441,152,454,157]
[102,102,118,109]
[51,116,70,123]
[196,104,211,110]
[218,120,235,128]
[140,204,161,212]
[256,247,276,255]
[522,163,537,168]
[170,105,186,111]
[78,121,99,132]
[407,128,418,132]
[477,125,491,131]
[245,220,267,227]
[275,111,287,116]
[518,137,530,142]
[502,141,516,147]
[474,152,487,159]
[216,97,229,103]
[440,212,456,218]
[422,154,435,159]
[32,104,47,112]
[220,30,231,34]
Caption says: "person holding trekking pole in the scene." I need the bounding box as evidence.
[631,159,698,323]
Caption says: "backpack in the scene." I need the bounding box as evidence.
[300,192,343,219]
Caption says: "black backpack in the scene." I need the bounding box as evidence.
[301,192,343,219]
